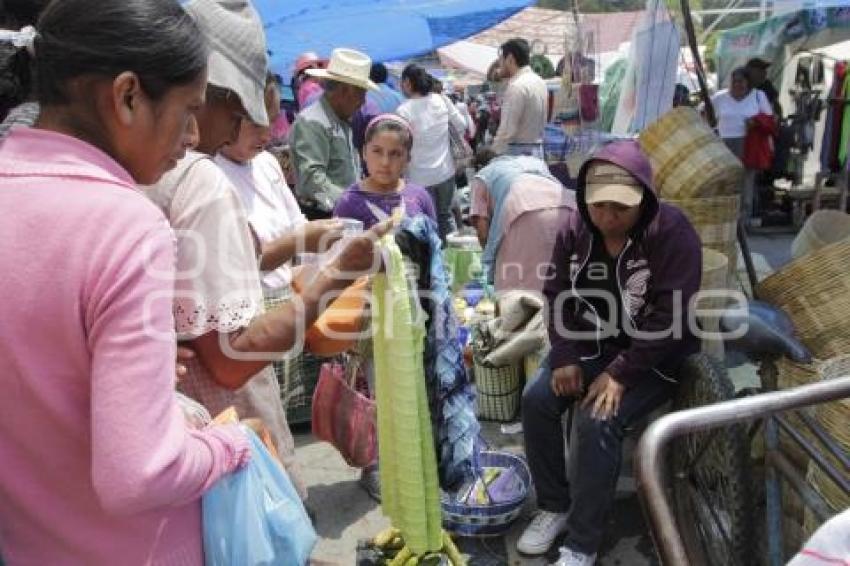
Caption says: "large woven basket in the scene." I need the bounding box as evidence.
[474,362,521,423]
[790,209,850,260]
[757,239,850,359]
[802,356,850,536]
[639,107,744,199]
[665,195,739,283]
[699,249,730,360]
[441,451,531,537]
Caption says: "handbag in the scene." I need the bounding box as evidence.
[311,350,377,468]
[441,95,474,171]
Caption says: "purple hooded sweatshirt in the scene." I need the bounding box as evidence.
[544,140,702,386]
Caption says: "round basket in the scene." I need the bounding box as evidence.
[757,239,850,359]
[474,362,521,422]
[700,248,730,306]
[804,355,850,536]
[441,451,532,537]
[664,195,739,283]
[700,249,730,360]
[639,107,744,199]
[791,209,850,260]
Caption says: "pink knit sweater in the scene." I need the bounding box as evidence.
[0,128,250,565]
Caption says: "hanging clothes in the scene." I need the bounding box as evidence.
[395,215,480,491]
[821,62,847,172]
[838,66,850,169]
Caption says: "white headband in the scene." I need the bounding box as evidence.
[0,26,37,57]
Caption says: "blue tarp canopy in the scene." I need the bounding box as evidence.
[253,0,534,81]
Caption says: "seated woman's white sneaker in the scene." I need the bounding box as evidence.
[516,511,568,555]
[552,546,597,566]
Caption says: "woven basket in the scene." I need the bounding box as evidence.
[757,239,850,359]
[285,352,323,424]
[700,249,730,360]
[639,107,744,199]
[801,356,850,537]
[474,362,521,423]
[791,209,850,260]
[441,451,531,537]
[665,195,739,283]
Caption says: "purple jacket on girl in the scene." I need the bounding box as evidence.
[333,182,437,228]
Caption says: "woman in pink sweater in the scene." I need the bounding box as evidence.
[0,1,251,564]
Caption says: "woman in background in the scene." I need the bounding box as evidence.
[396,63,467,242]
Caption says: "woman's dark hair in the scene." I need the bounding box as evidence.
[364,117,413,153]
[730,67,751,88]
[500,38,530,68]
[370,62,388,84]
[2,0,208,109]
[401,64,433,96]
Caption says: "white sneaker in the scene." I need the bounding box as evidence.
[552,546,597,566]
[516,511,568,555]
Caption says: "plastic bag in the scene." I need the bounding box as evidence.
[202,429,316,566]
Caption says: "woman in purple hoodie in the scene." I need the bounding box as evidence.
[516,140,702,565]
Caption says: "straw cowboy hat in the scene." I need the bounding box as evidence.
[306,48,378,91]
[184,0,269,126]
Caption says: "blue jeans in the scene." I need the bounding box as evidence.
[521,353,676,554]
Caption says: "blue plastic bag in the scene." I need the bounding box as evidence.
[202,429,317,566]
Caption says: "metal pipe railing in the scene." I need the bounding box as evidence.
[634,375,850,566]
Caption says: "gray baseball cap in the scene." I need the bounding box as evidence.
[184,0,269,126]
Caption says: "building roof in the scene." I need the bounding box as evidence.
[467,6,644,59]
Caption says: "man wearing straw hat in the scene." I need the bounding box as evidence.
[517,140,703,565]
[290,47,379,218]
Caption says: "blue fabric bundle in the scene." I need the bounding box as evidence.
[399,215,480,490]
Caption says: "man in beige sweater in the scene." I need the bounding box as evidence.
[492,38,548,158]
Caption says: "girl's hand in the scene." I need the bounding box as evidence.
[329,219,394,280]
[581,372,625,421]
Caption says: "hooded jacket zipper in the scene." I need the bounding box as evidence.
[571,233,603,361]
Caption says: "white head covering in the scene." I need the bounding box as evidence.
[184,0,270,126]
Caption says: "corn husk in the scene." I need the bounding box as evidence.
[373,237,442,554]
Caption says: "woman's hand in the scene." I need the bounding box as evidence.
[300,219,343,253]
[581,372,625,420]
[550,365,583,397]
[330,219,394,279]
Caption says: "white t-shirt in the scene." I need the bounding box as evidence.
[396,93,468,187]
[712,88,773,139]
[215,151,307,292]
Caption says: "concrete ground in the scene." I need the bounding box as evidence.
[295,233,796,565]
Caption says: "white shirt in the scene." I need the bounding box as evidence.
[492,66,548,153]
[396,93,468,187]
[712,89,773,139]
[214,151,307,291]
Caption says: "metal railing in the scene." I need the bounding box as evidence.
[634,375,850,566]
